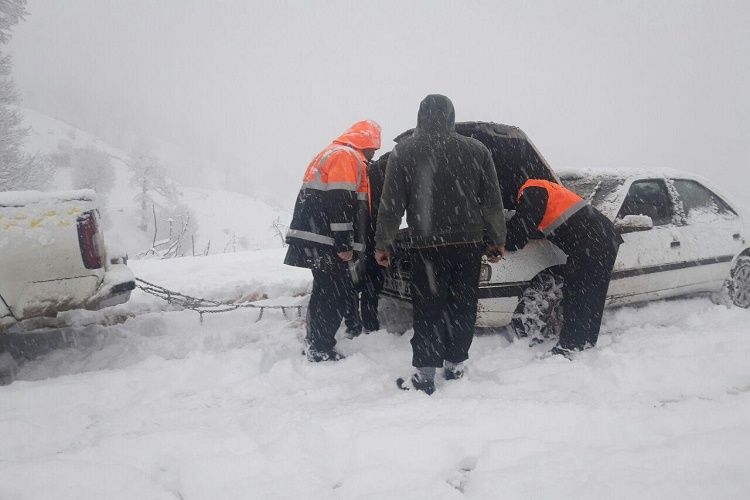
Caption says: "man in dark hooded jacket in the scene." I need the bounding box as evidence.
[374,95,507,394]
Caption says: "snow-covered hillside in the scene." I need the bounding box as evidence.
[2,248,750,499]
[21,108,291,257]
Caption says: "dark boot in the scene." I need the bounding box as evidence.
[343,327,363,339]
[443,360,465,380]
[396,367,436,395]
[305,347,345,362]
[547,344,574,359]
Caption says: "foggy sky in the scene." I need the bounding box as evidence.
[8,0,750,205]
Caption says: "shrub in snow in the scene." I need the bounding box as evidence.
[138,204,199,259]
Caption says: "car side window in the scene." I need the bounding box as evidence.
[617,180,674,226]
[672,179,737,221]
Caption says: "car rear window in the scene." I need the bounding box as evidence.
[672,179,737,221]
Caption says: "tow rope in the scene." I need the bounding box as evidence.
[135,278,306,323]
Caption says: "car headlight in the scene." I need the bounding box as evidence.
[480,263,492,283]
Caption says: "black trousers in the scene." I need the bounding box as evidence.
[306,266,356,352]
[409,244,483,368]
[344,255,385,332]
[558,245,619,350]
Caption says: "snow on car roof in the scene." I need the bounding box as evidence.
[558,167,747,217]
[0,189,97,207]
[557,166,691,181]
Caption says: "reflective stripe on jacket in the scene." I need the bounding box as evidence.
[517,179,587,236]
[285,120,381,261]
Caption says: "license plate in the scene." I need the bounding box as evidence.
[384,275,411,298]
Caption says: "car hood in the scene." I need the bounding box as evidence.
[392,121,558,210]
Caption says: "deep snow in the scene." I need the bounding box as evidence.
[2,248,750,499]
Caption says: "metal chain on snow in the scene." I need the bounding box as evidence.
[134,278,305,323]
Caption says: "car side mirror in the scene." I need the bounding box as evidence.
[615,214,654,233]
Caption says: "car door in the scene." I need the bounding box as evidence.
[668,178,744,294]
[607,178,689,304]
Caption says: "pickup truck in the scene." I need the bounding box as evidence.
[0,189,135,333]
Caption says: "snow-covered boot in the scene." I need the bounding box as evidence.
[344,327,362,340]
[528,336,546,347]
[396,367,436,395]
[546,344,574,360]
[305,347,345,362]
[443,361,465,380]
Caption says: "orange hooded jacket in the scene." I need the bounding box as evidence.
[285,120,381,262]
[302,120,382,200]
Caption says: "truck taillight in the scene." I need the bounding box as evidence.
[77,210,103,269]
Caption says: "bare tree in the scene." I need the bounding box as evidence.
[271,216,288,247]
[128,148,171,232]
[137,207,196,259]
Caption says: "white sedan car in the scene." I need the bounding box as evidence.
[0,189,135,333]
[379,123,749,337]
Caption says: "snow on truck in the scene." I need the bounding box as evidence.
[0,189,135,333]
[378,122,750,337]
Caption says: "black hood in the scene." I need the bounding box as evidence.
[392,121,558,210]
[415,94,455,135]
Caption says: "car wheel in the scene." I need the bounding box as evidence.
[510,271,564,343]
[730,256,750,309]
[0,351,18,385]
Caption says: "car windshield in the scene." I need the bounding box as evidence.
[561,174,624,213]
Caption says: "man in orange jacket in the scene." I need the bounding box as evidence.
[506,179,622,356]
[284,120,381,362]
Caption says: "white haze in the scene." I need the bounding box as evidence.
[8,0,750,206]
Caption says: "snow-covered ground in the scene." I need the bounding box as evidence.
[2,248,750,499]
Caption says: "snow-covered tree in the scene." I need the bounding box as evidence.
[0,0,51,191]
[0,1,26,44]
[70,147,115,195]
[128,146,198,257]
[129,148,172,232]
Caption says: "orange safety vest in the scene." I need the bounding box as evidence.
[517,179,588,235]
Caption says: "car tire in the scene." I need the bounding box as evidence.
[510,271,564,343]
[0,351,18,385]
[729,256,750,309]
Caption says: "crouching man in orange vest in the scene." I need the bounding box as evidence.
[506,179,623,357]
[284,120,381,362]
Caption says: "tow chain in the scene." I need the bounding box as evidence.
[135,278,306,323]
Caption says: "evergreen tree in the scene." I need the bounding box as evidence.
[0,1,27,44]
[0,0,50,191]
